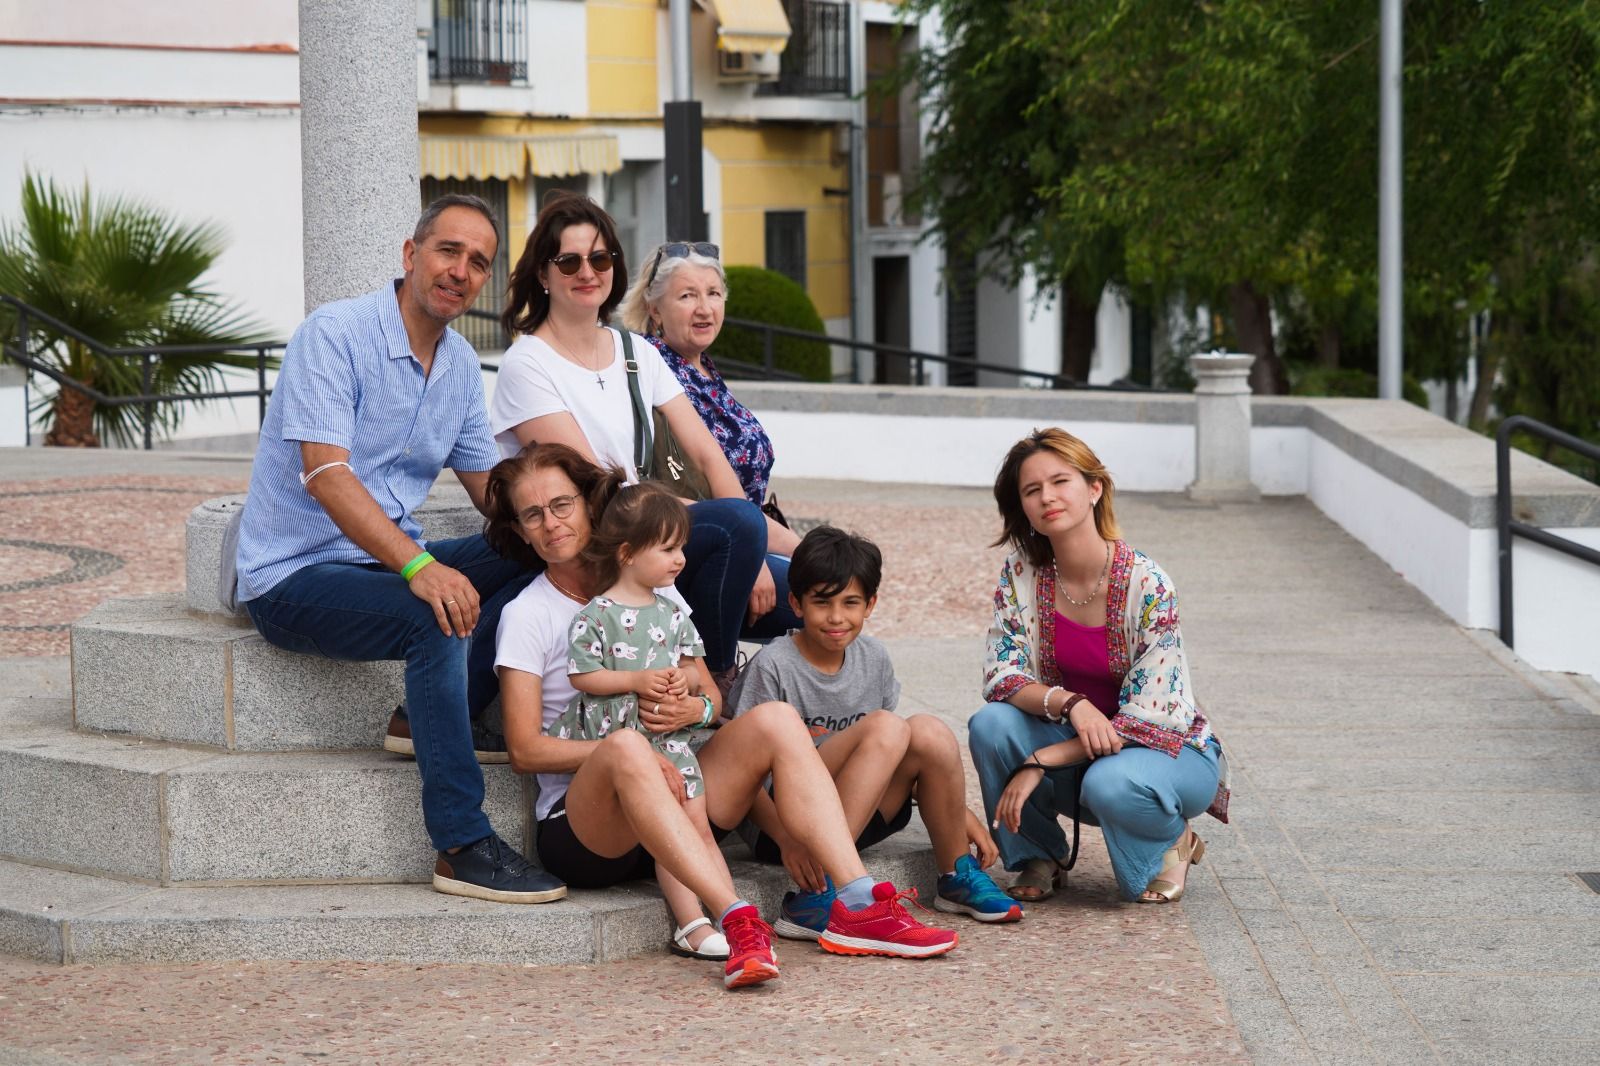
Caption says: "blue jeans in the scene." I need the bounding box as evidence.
[244,535,537,852]
[680,498,800,669]
[967,702,1222,901]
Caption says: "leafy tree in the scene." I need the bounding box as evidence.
[898,0,1600,433]
[0,173,269,446]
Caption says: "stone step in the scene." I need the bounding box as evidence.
[0,828,940,965]
[72,595,404,751]
[0,705,529,885]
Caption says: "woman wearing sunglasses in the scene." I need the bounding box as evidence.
[490,191,792,693]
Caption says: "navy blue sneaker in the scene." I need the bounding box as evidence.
[934,855,1023,922]
[434,833,567,904]
[773,875,835,940]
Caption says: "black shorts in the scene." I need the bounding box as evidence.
[747,796,915,865]
[535,795,655,889]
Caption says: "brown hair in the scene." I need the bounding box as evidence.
[991,427,1121,568]
[580,481,691,590]
[500,189,629,336]
[483,443,627,569]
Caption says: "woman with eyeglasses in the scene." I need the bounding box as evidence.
[490,191,792,694]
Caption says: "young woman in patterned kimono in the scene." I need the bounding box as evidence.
[967,428,1230,904]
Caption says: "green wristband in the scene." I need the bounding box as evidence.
[699,694,716,727]
[401,551,436,582]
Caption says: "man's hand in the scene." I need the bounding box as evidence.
[408,560,479,637]
[639,694,704,734]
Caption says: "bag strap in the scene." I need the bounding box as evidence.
[615,327,653,481]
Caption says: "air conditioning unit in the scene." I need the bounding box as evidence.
[718,49,781,83]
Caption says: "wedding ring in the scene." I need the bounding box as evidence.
[654,702,661,713]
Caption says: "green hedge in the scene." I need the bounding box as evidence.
[716,265,831,382]
[1290,365,1429,408]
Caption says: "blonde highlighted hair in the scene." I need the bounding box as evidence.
[991,427,1121,568]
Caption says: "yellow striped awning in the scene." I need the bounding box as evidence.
[527,134,621,178]
[418,134,622,181]
[702,0,791,55]
[419,137,526,181]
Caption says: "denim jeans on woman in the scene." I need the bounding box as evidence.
[967,701,1221,900]
[244,535,537,853]
[680,497,799,670]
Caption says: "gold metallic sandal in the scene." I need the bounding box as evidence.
[1139,829,1205,904]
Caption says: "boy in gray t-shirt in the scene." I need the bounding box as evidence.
[729,526,1021,937]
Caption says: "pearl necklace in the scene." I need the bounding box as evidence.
[1058,540,1111,607]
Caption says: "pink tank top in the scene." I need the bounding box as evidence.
[1053,612,1120,718]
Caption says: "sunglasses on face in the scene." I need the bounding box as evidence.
[547,250,615,276]
[646,241,721,289]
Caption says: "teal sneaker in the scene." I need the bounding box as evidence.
[934,855,1024,923]
[772,875,835,940]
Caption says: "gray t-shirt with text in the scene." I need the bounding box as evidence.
[730,632,901,739]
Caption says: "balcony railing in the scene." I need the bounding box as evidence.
[759,0,850,97]
[430,0,527,85]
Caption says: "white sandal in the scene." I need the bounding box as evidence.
[669,916,729,960]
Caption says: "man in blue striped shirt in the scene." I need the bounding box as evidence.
[237,195,564,904]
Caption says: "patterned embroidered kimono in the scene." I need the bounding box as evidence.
[982,541,1231,821]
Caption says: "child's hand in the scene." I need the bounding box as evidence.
[778,837,828,894]
[633,669,677,702]
[663,667,690,697]
[965,807,1001,869]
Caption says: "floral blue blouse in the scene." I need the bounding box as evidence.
[647,334,775,506]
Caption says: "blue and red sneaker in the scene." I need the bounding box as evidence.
[817,882,959,959]
[773,875,835,941]
[934,854,1023,922]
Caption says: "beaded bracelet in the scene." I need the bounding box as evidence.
[1041,685,1064,722]
[400,551,436,582]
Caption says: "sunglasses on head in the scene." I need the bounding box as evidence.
[547,250,615,276]
[646,241,720,289]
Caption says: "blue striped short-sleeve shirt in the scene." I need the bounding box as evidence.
[236,280,500,601]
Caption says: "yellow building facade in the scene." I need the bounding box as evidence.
[419,0,855,341]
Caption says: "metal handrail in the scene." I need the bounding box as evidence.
[1495,414,1600,648]
[2,293,284,449]
[720,316,1162,390]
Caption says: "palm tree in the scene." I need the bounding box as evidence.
[0,172,271,446]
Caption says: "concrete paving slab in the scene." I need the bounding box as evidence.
[1292,827,1600,872]
[1391,974,1600,1040]
[1257,788,1600,833]
[1353,917,1600,974]
[1319,871,1600,919]
[1432,1039,1600,1066]
[1245,754,1600,793]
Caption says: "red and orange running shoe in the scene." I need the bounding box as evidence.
[720,905,780,989]
[817,882,959,959]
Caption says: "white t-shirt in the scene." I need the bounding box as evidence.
[488,328,684,476]
[494,572,690,820]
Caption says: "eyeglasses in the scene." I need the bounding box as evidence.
[646,242,720,289]
[547,251,615,276]
[517,494,578,525]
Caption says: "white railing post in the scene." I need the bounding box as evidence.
[1188,352,1260,502]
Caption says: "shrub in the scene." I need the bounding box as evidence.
[1289,364,1428,408]
[716,265,831,382]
